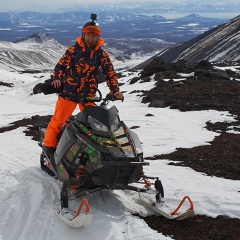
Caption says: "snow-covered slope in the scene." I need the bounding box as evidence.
[0,63,240,239]
[0,33,66,71]
[157,15,240,63]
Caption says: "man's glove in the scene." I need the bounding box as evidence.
[33,83,43,94]
[32,81,63,95]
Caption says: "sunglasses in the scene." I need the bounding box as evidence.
[82,26,102,36]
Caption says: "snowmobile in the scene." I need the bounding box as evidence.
[38,90,194,227]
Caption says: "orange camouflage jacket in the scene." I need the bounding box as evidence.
[53,36,119,102]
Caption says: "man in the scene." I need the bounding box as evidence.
[44,14,124,155]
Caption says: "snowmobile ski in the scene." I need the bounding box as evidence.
[53,198,92,227]
[139,192,194,220]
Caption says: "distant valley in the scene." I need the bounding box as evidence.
[0,3,239,72]
[0,10,233,65]
[0,11,232,50]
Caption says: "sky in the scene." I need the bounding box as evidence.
[0,0,235,13]
[0,41,240,239]
[0,0,153,12]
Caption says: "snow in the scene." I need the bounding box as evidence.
[0,57,240,240]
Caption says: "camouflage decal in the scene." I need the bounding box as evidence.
[116,136,128,145]
[75,135,102,170]
[65,143,81,162]
[57,163,70,182]
[103,139,115,145]
[113,126,125,137]
[78,123,110,147]
[121,122,136,151]
[76,122,141,160]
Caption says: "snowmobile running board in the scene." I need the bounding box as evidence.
[138,192,194,220]
[53,198,92,227]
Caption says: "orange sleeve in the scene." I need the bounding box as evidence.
[52,45,76,81]
[100,50,120,93]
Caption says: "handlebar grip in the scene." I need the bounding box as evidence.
[105,93,116,101]
[85,96,101,102]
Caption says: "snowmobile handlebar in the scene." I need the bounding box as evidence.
[81,89,123,104]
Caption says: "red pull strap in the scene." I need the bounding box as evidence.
[72,198,90,220]
[171,196,194,216]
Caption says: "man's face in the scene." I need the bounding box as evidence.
[84,33,99,47]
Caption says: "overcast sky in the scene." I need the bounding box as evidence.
[0,0,158,12]
[0,0,228,13]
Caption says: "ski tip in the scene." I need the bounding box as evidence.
[53,197,92,227]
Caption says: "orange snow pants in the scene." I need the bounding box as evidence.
[44,96,95,148]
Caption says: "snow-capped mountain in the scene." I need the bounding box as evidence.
[0,10,231,45]
[0,32,165,73]
[0,33,66,72]
[1,5,235,66]
[0,13,239,73]
[155,15,240,63]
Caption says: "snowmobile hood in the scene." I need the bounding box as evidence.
[75,105,118,129]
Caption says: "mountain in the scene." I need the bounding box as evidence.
[0,12,238,74]
[153,15,240,63]
[0,13,239,73]
[0,10,233,69]
[0,32,165,72]
[0,10,230,46]
[0,33,66,72]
